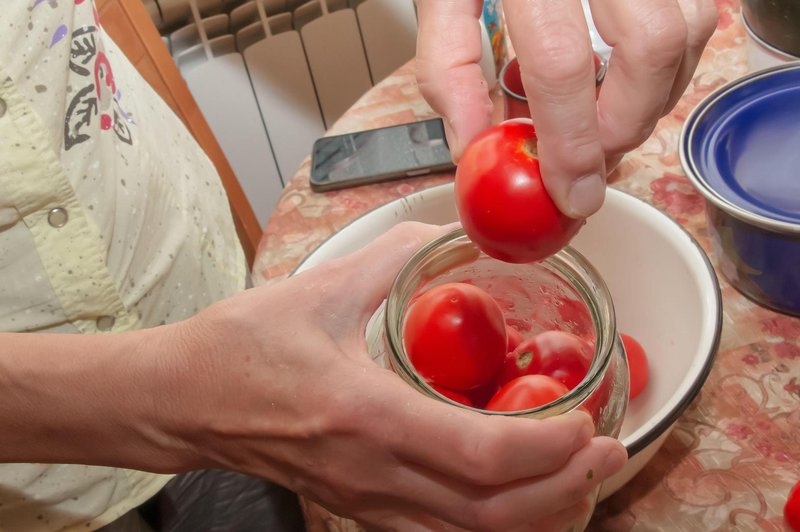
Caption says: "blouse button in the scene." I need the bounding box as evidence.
[96,315,116,331]
[47,207,68,228]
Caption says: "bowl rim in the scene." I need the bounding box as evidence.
[291,183,723,458]
[741,9,800,59]
[679,61,800,235]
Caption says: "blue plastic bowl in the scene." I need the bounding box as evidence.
[680,63,800,316]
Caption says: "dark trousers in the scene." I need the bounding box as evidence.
[100,470,306,532]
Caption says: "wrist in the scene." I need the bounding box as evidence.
[0,325,209,473]
[119,322,212,472]
[145,303,244,472]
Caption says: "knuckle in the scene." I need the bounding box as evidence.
[688,1,720,47]
[415,57,438,97]
[453,444,489,485]
[528,32,595,89]
[598,109,654,155]
[549,129,600,160]
[386,221,438,250]
[390,220,429,238]
[606,128,653,155]
[457,501,486,532]
[457,433,505,485]
[574,495,593,516]
[416,61,491,118]
[563,474,595,505]
[631,6,688,67]
[540,129,604,174]
[322,257,349,277]
[332,478,373,508]
[318,387,363,434]
[470,499,515,532]
[415,59,452,115]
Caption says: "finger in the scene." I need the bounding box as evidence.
[507,436,625,518]
[503,0,606,219]
[384,434,625,531]
[363,511,465,532]
[323,221,448,314]
[606,154,624,176]
[465,436,625,531]
[530,494,594,532]
[415,0,494,160]
[387,394,596,484]
[663,0,719,112]
[364,498,594,532]
[589,0,688,156]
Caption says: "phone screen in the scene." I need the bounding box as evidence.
[310,118,454,191]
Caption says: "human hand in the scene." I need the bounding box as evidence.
[160,222,626,531]
[416,0,718,218]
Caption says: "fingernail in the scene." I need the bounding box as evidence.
[570,411,595,451]
[567,174,605,218]
[602,445,628,477]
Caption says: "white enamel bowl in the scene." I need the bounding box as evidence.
[294,183,722,499]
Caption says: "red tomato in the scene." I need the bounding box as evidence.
[620,333,649,400]
[499,346,540,385]
[531,331,594,390]
[506,325,525,352]
[786,480,800,532]
[454,120,584,263]
[499,331,593,390]
[486,375,569,412]
[431,384,474,408]
[465,381,500,410]
[404,282,507,390]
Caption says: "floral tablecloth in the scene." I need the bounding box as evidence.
[253,1,799,529]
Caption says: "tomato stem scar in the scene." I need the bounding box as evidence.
[517,350,533,369]
[521,138,538,158]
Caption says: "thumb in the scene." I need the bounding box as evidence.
[503,0,607,218]
[333,222,458,313]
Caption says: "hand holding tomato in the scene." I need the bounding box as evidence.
[180,221,626,531]
[455,120,583,264]
[416,0,718,219]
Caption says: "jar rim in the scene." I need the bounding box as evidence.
[384,228,618,417]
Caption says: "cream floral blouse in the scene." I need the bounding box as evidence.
[0,0,246,529]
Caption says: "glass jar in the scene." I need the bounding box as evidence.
[366,229,629,528]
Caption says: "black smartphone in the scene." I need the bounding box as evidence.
[309,118,456,192]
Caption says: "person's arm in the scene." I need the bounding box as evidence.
[0,325,196,472]
[416,0,719,218]
[1,222,626,531]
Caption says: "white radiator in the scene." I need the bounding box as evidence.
[143,0,497,225]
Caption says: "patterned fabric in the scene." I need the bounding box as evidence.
[0,0,245,529]
[253,1,800,530]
